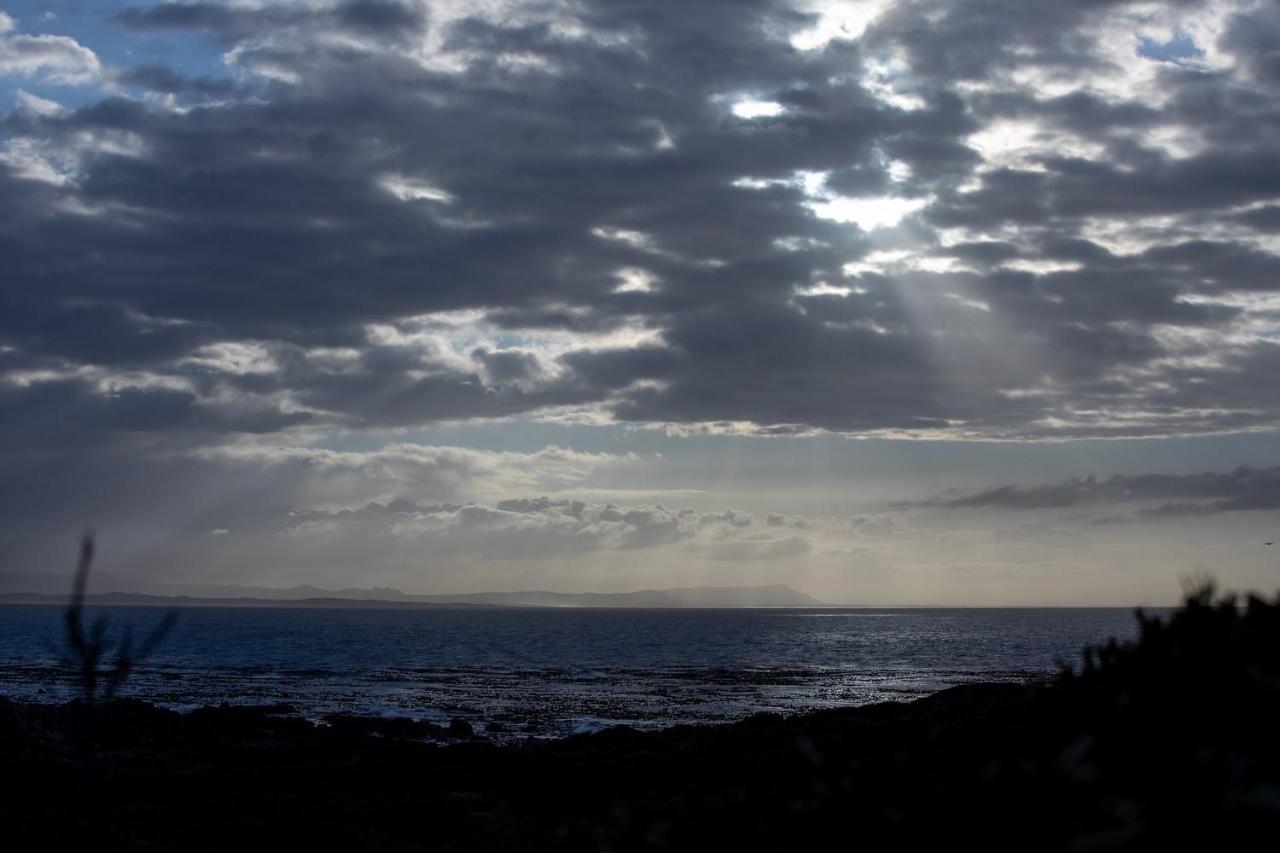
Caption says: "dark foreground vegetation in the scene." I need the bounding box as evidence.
[2,585,1278,851]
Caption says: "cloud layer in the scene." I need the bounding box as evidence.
[1,0,1277,444]
[921,464,1280,515]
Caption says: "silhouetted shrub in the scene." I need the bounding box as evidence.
[1064,578,1280,695]
[1048,578,1280,844]
[64,531,177,704]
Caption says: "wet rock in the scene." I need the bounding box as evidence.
[447,718,475,739]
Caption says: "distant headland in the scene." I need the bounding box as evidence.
[0,573,823,609]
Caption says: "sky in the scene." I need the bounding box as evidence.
[1,0,1279,605]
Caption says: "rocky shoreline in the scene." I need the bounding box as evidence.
[2,587,1278,850]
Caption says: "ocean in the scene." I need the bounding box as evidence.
[0,604,1149,739]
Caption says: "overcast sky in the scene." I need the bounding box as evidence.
[2,0,1278,604]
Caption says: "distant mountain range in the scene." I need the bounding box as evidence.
[0,573,823,608]
[411,585,823,608]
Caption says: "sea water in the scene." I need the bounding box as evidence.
[0,604,1148,738]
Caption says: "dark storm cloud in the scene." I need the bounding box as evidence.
[116,1,427,43]
[925,149,1280,228]
[920,465,1280,514]
[3,0,1280,450]
[1219,2,1280,83]
[863,0,1206,83]
[1235,205,1280,233]
[115,63,238,96]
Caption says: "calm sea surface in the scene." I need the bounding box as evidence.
[0,605,1149,738]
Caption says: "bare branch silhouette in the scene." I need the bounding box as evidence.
[64,531,177,704]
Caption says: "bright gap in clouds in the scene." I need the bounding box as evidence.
[731,99,785,119]
[808,195,926,231]
[790,0,892,51]
[799,169,928,231]
[737,170,928,231]
[379,174,454,203]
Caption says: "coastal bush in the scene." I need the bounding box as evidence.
[1050,579,1280,845]
[1062,578,1280,704]
[64,531,177,704]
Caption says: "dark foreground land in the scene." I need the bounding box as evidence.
[2,587,1278,851]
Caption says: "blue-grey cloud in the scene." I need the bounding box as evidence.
[919,465,1280,514]
[0,0,1272,443]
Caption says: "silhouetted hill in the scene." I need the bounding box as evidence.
[0,573,412,601]
[0,591,463,608]
[415,584,823,607]
[0,580,823,608]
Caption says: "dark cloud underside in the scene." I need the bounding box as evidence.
[921,464,1280,514]
[0,0,1275,447]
